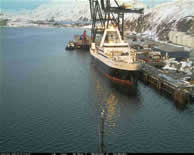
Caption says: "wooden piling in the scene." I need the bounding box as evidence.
[140,64,194,104]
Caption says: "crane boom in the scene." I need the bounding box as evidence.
[89,0,144,42]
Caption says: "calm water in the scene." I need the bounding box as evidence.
[1,27,194,153]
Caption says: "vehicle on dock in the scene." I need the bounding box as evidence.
[131,44,143,50]
[137,51,166,68]
[66,40,75,50]
[90,25,141,90]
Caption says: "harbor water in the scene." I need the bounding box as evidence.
[1,27,194,153]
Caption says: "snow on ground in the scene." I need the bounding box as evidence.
[81,25,92,29]
[163,58,194,75]
[0,0,91,27]
[28,0,90,21]
[127,0,194,23]
[0,0,147,26]
[1,0,193,31]
[148,0,194,27]
[126,0,194,40]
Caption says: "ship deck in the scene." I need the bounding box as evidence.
[91,50,141,71]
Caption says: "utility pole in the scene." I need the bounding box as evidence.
[176,35,178,45]
[151,0,153,41]
[100,110,105,153]
[192,18,194,35]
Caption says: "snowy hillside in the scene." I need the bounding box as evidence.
[1,0,147,24]
[29,0,91,21]
[0,0,91,27]
[126,0,194,40]
[0,0,193,41]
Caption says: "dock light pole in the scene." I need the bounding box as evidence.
[176,35,178,45]
[100,110,105,153]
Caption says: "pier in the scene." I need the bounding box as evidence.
[139,63,194,104]
[126,33,194,104]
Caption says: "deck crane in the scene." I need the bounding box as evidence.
[89,0,144,42]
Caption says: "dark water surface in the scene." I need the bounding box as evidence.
[1,27,194,153]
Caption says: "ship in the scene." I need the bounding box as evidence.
[66,40,75,50]
[74,30,92,49]
[90,25,141,91]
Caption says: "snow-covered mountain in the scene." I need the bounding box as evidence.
[126,0,194,40]
[29,0,91,21]
[3,0,90,21]
[0,0,193,41]
[1,0,146,23]
[0,0,91,26]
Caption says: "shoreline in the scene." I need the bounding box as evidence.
[1,23,193,53]
[0,23,92,30]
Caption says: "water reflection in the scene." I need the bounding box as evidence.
[105,93,119,128]
[96,79,120,133]
[93,66,120,128]
[88,62,141,134]
[88,62,144,152]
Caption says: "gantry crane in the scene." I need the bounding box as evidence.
[89,0,144,42]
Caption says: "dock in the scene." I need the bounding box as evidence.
[126,34,194,104]
[139,63,194,104]
[127,35,191,60]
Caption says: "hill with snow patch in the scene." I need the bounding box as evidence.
[125,0,194,40]
[0,0,193,41]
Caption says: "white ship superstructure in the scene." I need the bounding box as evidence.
[90,25,141,88]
